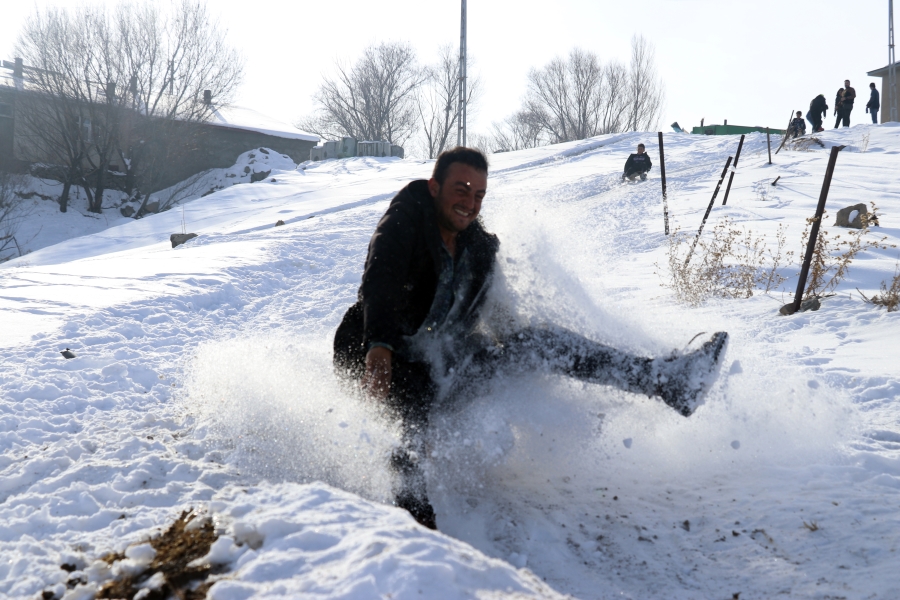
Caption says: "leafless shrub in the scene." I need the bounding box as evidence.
[147,169,209,215]
[0,172,28,262]
[300,42,426,147]
[465,132,499,155]
[802,520,820,532]
[661,219,792,306]
[487,108,546,153]
[860,263,900,312]
[800,210,894,299]
[753,180,772,202]
[857,132,871,153]
[415,45,481,159]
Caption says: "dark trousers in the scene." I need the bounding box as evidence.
[807,112,822,132]
[334,321,658,510]
[837,105,852,128]
[370,326,654,443]
[870,109,878,124]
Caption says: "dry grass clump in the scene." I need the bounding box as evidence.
[800,208,893,299]
[860,264,900,312]
[786,136,824,152]
[95,510,220,600]
[662,218,792,306]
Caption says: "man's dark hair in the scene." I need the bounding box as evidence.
[637,143,645,149]
[432,147,489,185]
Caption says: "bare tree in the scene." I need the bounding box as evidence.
[492,39,665,149]
[523,48,606,144]
[624,35,665,132]
[15,7,92,212]
[300,42,426,146]
[14,1,244,214]
[115,0,243,216]
[488,108,545,152]
[415,45,481,159]
[600,60,630,134]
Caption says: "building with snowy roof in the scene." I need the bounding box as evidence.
[199,103,319,170]
[1,58,318,190]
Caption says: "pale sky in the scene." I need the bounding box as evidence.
[2,0,893,140]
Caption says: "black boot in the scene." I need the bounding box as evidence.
[391,448,437,529]
[653,331,728,417]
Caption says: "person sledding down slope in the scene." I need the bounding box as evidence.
[622,143,653,181]
[333,147,728,529]
[788,111,807,138]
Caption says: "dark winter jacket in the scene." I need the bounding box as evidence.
[624,153,653,176]
[789,117,807,136]
[810,95,828,120]
[834,90,844,115]
[867,88,880,111]
[333,180,499,371]
[842,86,857,109]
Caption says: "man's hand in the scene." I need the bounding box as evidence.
[363,346,392,401]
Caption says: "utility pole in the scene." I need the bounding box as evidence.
[890,0,897,122]
[457,0,467,147]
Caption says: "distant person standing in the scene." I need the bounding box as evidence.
[788,111,807,138]
[833,88,845,129]
[838,79,856,127]
[866,82,880,124]
[807,94,828,132]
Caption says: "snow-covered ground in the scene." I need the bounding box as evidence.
[6,147,299,265]
[2,125,899,599]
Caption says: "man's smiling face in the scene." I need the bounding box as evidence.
[430,162,488,236]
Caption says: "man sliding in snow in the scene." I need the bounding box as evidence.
[622,143,653,181]
[333,147,727,529]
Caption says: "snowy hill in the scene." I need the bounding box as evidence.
[2,124,900,599]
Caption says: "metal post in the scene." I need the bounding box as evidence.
[658,131,669,235]
[775,110,794,154]
[767,127,772,164]
[787,145,845,314]
[457,0,467,147]
[721,134,744,205]
[685,156,733,266]
[890,0,897,122]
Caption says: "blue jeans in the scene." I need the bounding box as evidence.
[870,109,878,124]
